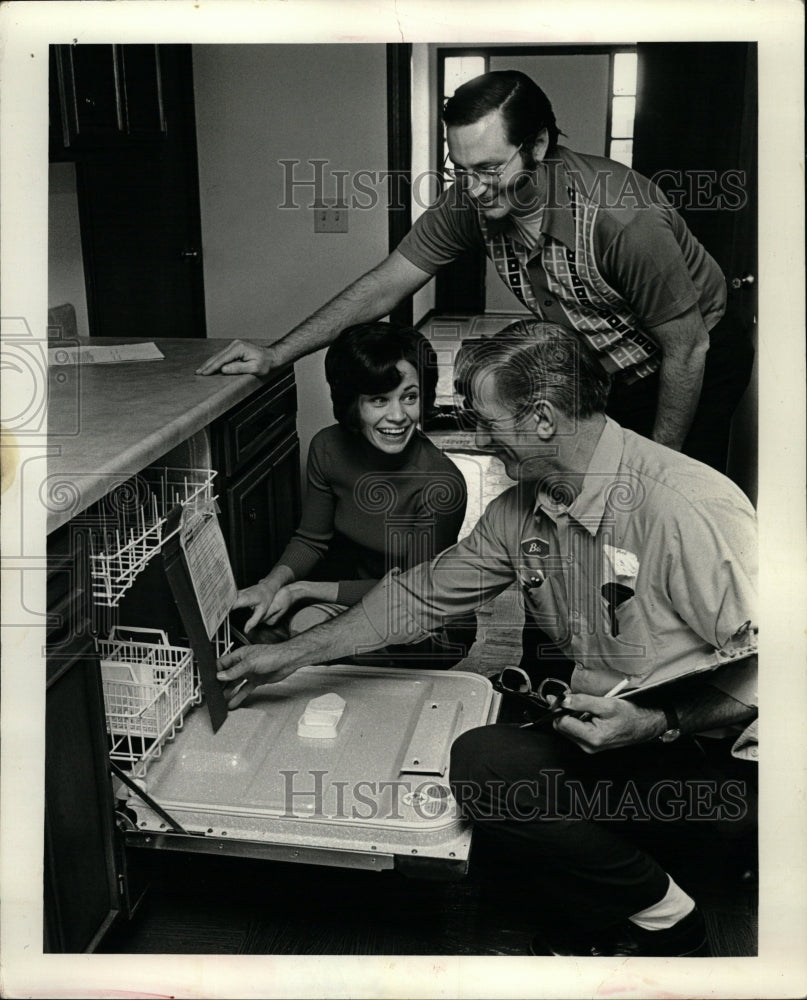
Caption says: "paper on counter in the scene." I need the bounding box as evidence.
[48,342,165,365]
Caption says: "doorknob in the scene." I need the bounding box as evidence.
[731,273,755,290]
[180,248,200,260]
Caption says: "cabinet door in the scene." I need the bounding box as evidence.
[119,45,167,138]
[224,429,302,588]
[74,45,206,338]
[50,43,167,156]
[45,640,121,952]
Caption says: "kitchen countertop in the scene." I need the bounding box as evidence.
[46,338,269,533]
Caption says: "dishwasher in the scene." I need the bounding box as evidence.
[87,459,501,878]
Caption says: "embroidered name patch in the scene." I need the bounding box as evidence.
[521,536,549,557]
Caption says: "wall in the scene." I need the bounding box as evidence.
[48,162,90,336]
[192,44,390,466]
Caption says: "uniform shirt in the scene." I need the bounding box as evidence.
[398,146,727,382]
[360,418,757,711]
[276,425,468,606]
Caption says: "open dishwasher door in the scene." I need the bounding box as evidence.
[123,664,501,875]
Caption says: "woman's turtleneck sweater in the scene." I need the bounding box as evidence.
[275,424,468,605]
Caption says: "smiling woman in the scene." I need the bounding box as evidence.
[356,360,421,454]
[232,321,477,668]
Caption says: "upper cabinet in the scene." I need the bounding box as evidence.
[50,44,167,158]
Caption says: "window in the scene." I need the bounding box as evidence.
[443,55,486,100]
[440,54,487,178]
[609,51,638,166]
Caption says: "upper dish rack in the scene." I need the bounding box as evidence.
[88,467,216,607]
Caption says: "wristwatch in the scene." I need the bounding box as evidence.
[658,705,682,743]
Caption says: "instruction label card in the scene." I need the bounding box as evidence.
[180,509,237,639]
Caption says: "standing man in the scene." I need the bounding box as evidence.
[216,324,758,957]
[198,70,753,472]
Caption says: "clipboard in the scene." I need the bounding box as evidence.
[613,628,758,700]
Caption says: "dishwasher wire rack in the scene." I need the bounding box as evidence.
[88,467,216,607]
[99,627,200,778]
[98,620,234,778]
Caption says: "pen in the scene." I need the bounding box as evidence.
[603,678,630,698]
[522,677,631,728]
[575,677,630,721]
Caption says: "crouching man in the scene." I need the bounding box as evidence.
[217,322,757,958]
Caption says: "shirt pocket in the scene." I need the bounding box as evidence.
[598,590,658,679]
[519,569,570,647]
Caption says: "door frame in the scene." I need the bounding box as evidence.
[387,43,414,327]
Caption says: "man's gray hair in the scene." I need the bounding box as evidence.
[454,320,612,421]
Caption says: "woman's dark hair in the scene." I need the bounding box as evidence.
[442,70,562,155]
[324,322,439,430]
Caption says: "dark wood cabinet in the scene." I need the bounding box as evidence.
[50,44,206,340]
[210,367,302,588]
[45,629,121,952]
[223,428,302,588]
[49,44,166,157]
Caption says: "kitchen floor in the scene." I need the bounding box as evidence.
[99,831,757,956]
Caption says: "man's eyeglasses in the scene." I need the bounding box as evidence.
[497,667,571,707]
[443,142,524,185]
[454,395,531,434]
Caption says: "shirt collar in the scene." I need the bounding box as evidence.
[540,150,575,250]
[479,148,575,252]
[534,417,626,535]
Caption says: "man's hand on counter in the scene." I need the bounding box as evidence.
[196,339,278,377]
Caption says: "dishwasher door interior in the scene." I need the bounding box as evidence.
[122,664,501,874]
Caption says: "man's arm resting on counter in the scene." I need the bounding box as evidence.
[196,251,433,376]
[216,600,390,708]
[645,303,710,451]
[555,674,758,755]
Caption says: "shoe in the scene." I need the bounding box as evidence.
[529,906,711,957]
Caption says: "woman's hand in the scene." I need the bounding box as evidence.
[216,643,303,709]
[264,585,296,625]
[231,576,287,632]
[263,580,341,625]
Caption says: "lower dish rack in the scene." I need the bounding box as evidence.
[97,623,232,778]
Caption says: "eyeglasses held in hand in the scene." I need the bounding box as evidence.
[497,666,571,708]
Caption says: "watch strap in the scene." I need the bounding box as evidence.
[658,704,682,742]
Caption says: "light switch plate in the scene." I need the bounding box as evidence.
[314,207,349,233]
